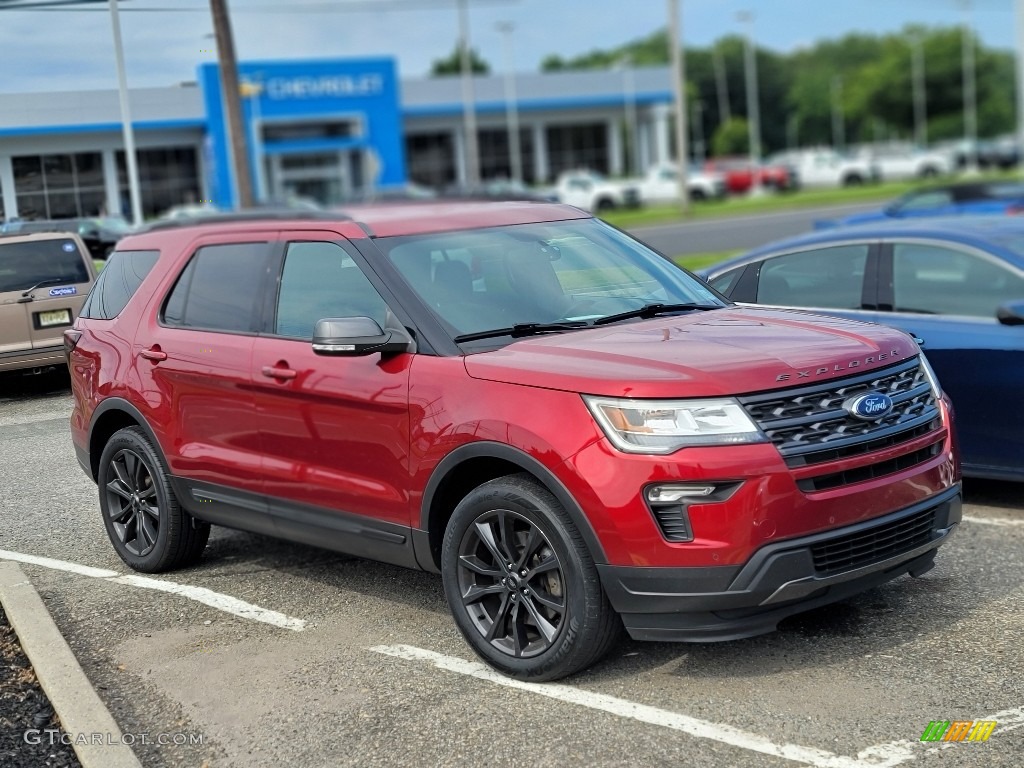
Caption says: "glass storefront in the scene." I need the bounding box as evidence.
[546,123,610,178]
[12,152,106,220]
[116,147,201,219]
[405,132,456,188]
[478,127,535,185]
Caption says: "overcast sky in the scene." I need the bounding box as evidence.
[0,0,1017,94]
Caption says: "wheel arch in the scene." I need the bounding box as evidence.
[417,441,607,573]
[87,398,166,482]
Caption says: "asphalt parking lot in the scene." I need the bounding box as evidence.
[1,372,1021,768]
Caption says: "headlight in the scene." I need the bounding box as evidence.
[918,354,943,398]
[583,396,766,454]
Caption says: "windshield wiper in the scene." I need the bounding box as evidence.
[453,321,590,343]
[18,278,67,301]
[592,302,720,326]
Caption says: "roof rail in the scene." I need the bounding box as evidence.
[138,209,354,233]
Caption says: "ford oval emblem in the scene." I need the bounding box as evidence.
[845,392,894,421]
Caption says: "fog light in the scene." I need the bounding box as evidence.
[646,484,716,503]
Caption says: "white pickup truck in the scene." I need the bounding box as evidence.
[768,149,879,188]
[854,145,952,181]
[636,163,728,204]
[553,170,641,213]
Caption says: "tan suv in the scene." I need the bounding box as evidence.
[0,231,95,374]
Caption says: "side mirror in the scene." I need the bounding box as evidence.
[311,317,412,356]
[996,300,1024,326]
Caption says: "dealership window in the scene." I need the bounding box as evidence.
[477,128,535,184]
[546,123,610,178]
[406,132,456,188]
[12,152,105,220]
[116,147,201,219]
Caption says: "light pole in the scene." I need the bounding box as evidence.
[667,0,689,213]
[738,10,763,195]
[210,0,254,208]
[239,78,265,202]
[457,0,480,186]
[831,75,845,151]
[911,33,927,147]
[496,21,522,183]
[1016,0,1024,177]
[960,0,979,173]
[108,0,143,225]
[712,43,731,127]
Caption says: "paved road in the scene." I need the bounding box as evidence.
[1,374,1022,768]
[628,203,879,256]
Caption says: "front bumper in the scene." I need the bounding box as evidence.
[598,484,961,642]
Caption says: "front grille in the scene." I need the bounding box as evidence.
[810,506,937,575]
[796,440,944,492]
[740,358,940,467]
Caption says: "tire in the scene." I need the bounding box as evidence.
[842,174,863,187]
[441,473,621,681]
[690,189,707,202]
[97,426,210,573]
[919,166,939,179]
[594,197,616,212]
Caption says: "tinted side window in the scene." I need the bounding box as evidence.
[708,266,744,297]
[80,250,159,319]
[757,244,869,309]
[892,243,1024,318]
[162,243,268,332]
[275,241,388,339]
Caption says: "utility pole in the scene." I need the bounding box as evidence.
[458,0,480,186]
[108,0,143,225]
[831,75,845,151]
[738,10,762,194]
[668,0,689,213]
[496,21,522,183]
[693,99,706,162]
[210,0,253,208]
[619,53,640,175]
[712,43,731,127]
[1017,0,1024,177]
[960,0,979,173]
[911,33,927,146]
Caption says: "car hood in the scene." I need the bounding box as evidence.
[464,306,918,398]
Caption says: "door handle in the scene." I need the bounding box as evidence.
[261,365,297,381]
[139,347,167,361]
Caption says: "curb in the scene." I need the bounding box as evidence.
[0,561,143,768]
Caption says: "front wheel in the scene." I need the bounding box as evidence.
[97,426,210,573]
[442,474,620,681]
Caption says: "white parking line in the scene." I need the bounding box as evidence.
[963,515,1024,528]
[0,549,306,631]
[371,644,914,768]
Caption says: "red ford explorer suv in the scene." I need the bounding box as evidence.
[67,203,960,680]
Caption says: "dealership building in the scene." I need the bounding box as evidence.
[0,57,678,220]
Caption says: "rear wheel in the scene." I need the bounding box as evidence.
[97,426,210,573]
[442,473,620,681]
[842,173,863,187]
[594,197,616,212]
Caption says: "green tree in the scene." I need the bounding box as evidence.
[431,44,490,76]
[712,117,750,156]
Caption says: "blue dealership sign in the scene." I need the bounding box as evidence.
[199,57,406,208]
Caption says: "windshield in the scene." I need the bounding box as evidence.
[0,238,89,293]
[376,218,726,343]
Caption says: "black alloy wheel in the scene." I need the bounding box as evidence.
[97,426,210,572]
[104,448,160,557]
[442,473,621,681]
[456,508,566,659]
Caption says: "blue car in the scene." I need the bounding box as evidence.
[816,181,1024,229]
[703,217,1024,481]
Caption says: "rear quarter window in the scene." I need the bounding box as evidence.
[0,238,90,294]
[80,250,160,320]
